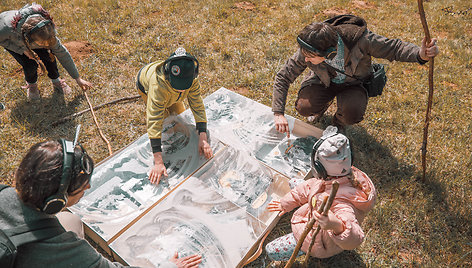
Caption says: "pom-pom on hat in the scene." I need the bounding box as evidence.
[313,126,352,177]
[165,47,198,90]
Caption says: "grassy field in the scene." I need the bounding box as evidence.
[1,0,471,267]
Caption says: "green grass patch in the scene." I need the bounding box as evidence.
[1,0,471,266]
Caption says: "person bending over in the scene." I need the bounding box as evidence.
[0,3,92,101]
[136,47,213,185]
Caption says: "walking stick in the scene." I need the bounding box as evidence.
[418,0,435,182]
[83,91,113,156]
[302,181,339,267]
[284,181,339,268]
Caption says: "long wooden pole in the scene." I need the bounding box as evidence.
[84,91,113,156]
[302,181,339,267]
[285,181,339,268]
[418,0,435,182]
[52,95,140,126]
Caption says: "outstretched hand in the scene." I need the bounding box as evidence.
[170,252,202,268]
[198,132,213,159]
[267,200,286,216]
[149,162,168,185]
[75,77,93,91]
[274,113,290,138]
[419,37,439,61]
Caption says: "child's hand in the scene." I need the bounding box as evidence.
[267,200,286,216]
[313,210,345,235]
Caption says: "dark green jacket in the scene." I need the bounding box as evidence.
[0,186,134,268]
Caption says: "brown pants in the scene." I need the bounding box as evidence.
[295,83,368,126]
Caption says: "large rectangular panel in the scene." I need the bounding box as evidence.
[110,176,269,268]
[70,116,224,241]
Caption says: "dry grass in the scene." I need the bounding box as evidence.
[1,0,471,267]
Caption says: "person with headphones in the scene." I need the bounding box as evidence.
[265,126,377,261]
[272,14,439,134]
[0,3,92,101]
[136,47,213,185]
[0,140,202,267]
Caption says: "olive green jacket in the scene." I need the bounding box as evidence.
[138,60,207,152]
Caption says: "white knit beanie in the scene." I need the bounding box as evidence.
[315,126,352,176]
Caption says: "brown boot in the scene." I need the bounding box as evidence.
[22,83,41,101]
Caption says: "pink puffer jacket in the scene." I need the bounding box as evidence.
[280,167,377,258]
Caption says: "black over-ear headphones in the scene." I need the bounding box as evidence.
[42,139,75,214]
[163,53,199,82]
[310,136,330,180]
[297,36,337,60]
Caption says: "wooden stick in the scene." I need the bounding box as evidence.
[83,91,113,156]
[284,196,328,268]
[418,0,435,182]
[302,181,339,267]
[52,95,140,126]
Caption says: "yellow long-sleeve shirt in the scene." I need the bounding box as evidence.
[138,60,207,152]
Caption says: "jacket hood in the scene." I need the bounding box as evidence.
[12,3,53,33]
[324,14,367,50]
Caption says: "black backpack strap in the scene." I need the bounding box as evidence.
[3,218,65,247]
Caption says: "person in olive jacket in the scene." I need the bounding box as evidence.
[272,15,439,134]
[136,47,213,185]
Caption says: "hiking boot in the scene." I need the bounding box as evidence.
[22,83,41,101]
[53,79,72,94]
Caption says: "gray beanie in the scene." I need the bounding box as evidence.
[314,126,352,176]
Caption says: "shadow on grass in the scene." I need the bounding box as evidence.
[10,90,83,140]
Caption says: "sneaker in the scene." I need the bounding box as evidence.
[22,83,41,101]
[52,79,72,94]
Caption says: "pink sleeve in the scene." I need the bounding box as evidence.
[327,203,365,250]
[280,180,317,212]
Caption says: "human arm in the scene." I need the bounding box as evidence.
[49,37,80,79]
[272,50,308,115]
[169,252,202,268]
[280,179,322,213]
[317,203,365,250]
[362,30,431,64]
[186,80,212,158]
[147,83,169,184]
[198,132,213,159]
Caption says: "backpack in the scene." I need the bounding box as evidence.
[0,185,65,268]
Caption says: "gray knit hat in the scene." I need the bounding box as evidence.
[314,126,352,177]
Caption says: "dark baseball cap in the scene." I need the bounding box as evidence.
[167,57,196,90]
[166,48,198,90]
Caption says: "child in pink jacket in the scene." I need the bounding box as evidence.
[266,126,377,260]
